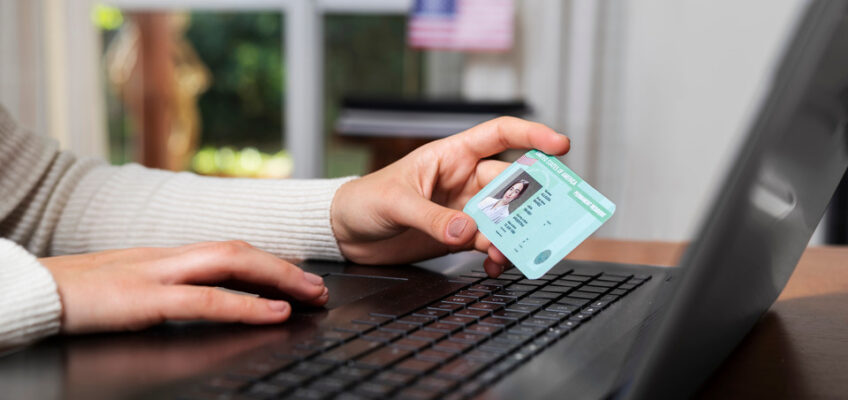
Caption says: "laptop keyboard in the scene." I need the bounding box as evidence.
[185,266,651,400]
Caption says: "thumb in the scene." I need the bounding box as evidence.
[389,191,477,247]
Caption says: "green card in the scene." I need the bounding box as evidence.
[463,150,616,279]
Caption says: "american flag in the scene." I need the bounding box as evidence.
[407,0,514,51]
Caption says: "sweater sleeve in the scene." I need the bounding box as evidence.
[0,105,356,261]
[0,239,62,352]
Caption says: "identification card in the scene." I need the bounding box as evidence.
[463,150,616,279]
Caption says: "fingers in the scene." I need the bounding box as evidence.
[483,245,511,277]
[387,190,478,248]
[451,116,570,160]
[161,241,327,304]
[161,286,293,324]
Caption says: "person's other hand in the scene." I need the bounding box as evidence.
[39,241,328,334]
[331,117,570,277]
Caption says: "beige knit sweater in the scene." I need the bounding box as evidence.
[0,106,354,352]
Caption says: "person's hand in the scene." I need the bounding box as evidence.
[331,117,570,277]
[39,241,328,333]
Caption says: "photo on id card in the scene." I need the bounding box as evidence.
[464,150,616,279]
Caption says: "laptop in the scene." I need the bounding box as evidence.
[2,1,848,399]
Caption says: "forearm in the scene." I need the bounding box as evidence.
[51,163,356,261]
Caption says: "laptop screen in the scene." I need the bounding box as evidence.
[621,1,848,398]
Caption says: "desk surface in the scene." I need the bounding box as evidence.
[568,239,848,399]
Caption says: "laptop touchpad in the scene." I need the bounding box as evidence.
[322,273,406,309]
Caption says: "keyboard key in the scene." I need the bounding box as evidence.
[552,280,581,289]
[560,274,591,282]
[395,358,440,374]
[395,387,440,400]
[399,315,434,326]
[443,296,476,305]
[468,302,502,311]
[527,291,559,300]
[492,310,525,320]
[428,302,464,312]
[464,323,502,336]
[481,295,515,305]
[289,360,335,377]
[619,283,638,290]
[545,304,579,314]
[558,297,590,307]
[434,339,473,354]
[558,320,581,331]
[409,330,446,342]
[508,324,546,336]
[380,322,418,334]
[539,285,572,294]
[455,289,488,298]
[356,346,412,369]
[452,331,488,344]
[491,289,523,298]
[362,330,402,343]
[590,280,618,288]
[580,285,608,294]
[353,315,392,326]
[597,273,631,282]
[469,284,500,293]
[333,366,374,380]
[310,376,352,392]
[245,381,289,398]
[375,370,417,386]
[425,322,462,333]
[441,315,476,326]
[464,349,502,363]
[530,310,564,321]
[291,387,333,399]
[521,317,557,328]
[479,317,514,327]
[517,297,549,306]
[355,382,395,398]
[609,288,627,296]
[505,304,541,314]
[480,340,521,354]
[391,338,431,351]
[516,279,546,286]
[416,376,457,392]
[435,358,486,380]
[270,371,310,386]
[505,284,536,292]
[416,348,456,363]
[319,339,381,363]
[567,291,600,300]
[493,333,533,345]
[454,308,490,319]
[413,308,449,319]
[479,279,511,287]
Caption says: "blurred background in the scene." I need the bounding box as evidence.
[1,0,830,244]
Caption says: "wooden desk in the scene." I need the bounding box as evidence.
[567,239,848,399]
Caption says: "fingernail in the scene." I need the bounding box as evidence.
[304,272,324,286]
[268,301,289,313]
[319,287,329,299]
[448,217,469,239]
[499,264,506,275]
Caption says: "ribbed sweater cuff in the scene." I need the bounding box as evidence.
[53,164,358,261]
[0,239,62,351]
